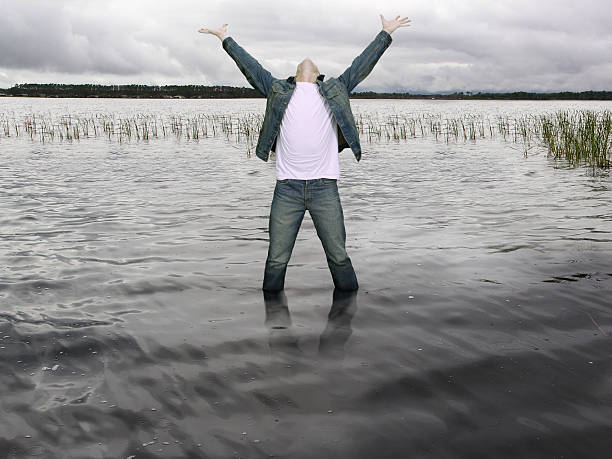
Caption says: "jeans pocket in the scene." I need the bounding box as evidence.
[277,179,290,184]
[321,178,337,184]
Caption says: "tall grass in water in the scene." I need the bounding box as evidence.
[0,112,264,156]
[353,110,610,168]
[540,110,611,168]
[0,109,610,168]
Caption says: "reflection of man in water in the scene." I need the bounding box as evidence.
[263,288,358,360]
[199,15,411,291]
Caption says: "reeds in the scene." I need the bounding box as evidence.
[0,111,265,157]
[353,112,537,146]
[538,110,611,168]
[353,110,610,167]
[1,109,610,167]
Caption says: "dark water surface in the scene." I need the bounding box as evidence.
[1,99,612,458]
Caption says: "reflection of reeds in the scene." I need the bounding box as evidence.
[0,109,610,167]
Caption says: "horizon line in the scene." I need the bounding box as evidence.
[1,83,612,96]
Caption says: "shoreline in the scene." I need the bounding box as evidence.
[2,95,612,101]
[1,84,612,101]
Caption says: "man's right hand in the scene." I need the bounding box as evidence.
[198,24,228,42]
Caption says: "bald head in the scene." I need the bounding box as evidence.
[296,57,320,83]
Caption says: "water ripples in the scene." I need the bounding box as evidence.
[1,99,612,458]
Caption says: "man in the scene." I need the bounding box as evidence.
[199,15,411,292]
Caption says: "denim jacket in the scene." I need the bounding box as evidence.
[222,30,393,162]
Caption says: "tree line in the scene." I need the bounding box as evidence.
[1,83,611,100]
[0,83,261,99]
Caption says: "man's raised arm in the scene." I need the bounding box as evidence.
[338,15,411,93]
[199,24,274,97]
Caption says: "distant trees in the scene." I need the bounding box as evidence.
[0,83,611,100]
[1,83,262,98]
[349,90,612,100]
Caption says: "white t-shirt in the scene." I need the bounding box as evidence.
[275,82,340,180]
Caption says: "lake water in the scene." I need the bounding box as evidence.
[1,98,611,458]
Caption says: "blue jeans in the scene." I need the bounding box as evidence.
[263,178,359,291]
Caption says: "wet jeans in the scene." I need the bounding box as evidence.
[263,178,359,291]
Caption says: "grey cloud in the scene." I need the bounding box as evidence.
[0,1,188,76]
[0,0,610,92]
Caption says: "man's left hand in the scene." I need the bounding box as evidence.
[381,14,411,34]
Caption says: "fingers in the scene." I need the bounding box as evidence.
[380,14,411,24]
[399,17,411,26]
[198,24,228,34]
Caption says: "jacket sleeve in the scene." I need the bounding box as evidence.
[338,30,393,94]
[222,37,274,97]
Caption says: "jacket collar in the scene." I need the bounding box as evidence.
[286,74,325,84]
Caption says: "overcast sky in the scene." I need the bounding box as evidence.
[1,0,611,93]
